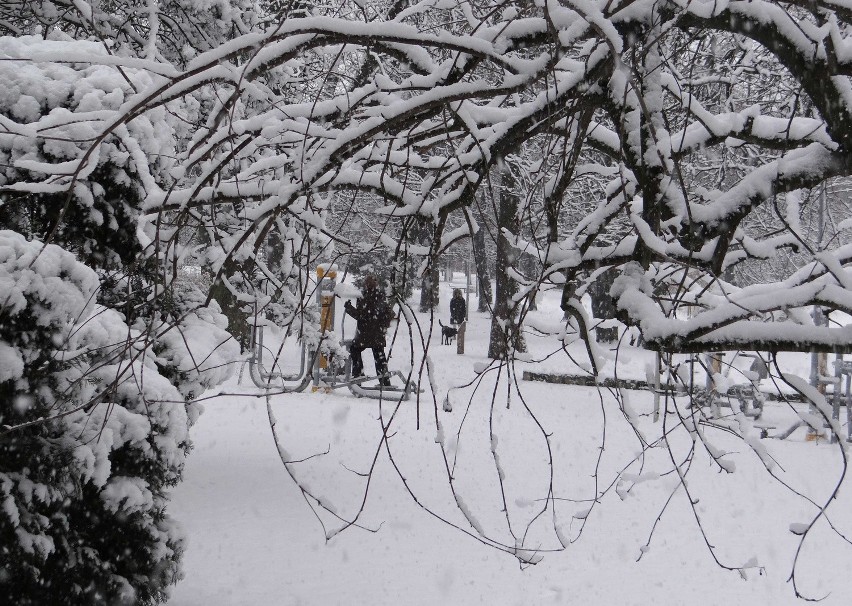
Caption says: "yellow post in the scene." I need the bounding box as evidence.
[317,265,337,370]
[311,265,338,393]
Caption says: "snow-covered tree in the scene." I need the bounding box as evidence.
[0,35,238,603]
[2,0,261,65]
[7,0,852,599]
[0,229,237,604]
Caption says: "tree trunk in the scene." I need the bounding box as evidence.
[634,21,666,270]
[488,164,526,359]
[472,223,493,312]
[589,267,618,343]
[523,252,538,311]
[419,264,439,313]
[200,215,252,352]
[209,257,251,353]
[415,220,440,313]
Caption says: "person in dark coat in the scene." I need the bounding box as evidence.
[344,274,392,386]
[450,288,466,325]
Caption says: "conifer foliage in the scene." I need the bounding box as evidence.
[4,0,852,601]
[0,35,238,604]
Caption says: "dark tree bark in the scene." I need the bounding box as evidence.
[208,256,252,352]
[419,264,439,313]
[522,252,538,311]
[488,164,526,359]
[588,267,619,343]
[416,220,440,313]
[200,211,252,352]
[472,222,493,312]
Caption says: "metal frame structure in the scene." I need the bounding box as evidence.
[831,359,852,443]
[247,320,312,392]
[774,354,852,442]
[652,352,765,421]
[246,266,419,400]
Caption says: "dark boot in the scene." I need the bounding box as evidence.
[373,347,391,386]
[350,342,365,377]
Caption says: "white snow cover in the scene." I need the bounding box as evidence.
[0,230,238,589]
[0,35,181,228]
[169,283,852,605]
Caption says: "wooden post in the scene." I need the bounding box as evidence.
[653,351,662,422]
[705,353,723,417]
[811,307,826,392]
[465,261,471,321]
[313,264,337,391]
[706,353,723,391]
[808,307,827,440]
[457,321,466,355]
[818,353,828,396]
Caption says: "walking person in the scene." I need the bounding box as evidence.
[450,288,466,325]
[449,287,467,354]
[344,275,393,386]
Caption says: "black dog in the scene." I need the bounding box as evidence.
[439,320,458,345]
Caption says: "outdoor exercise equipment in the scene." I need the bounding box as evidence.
[774,354,852,443]
[651,352,765,421]
[704,353,766,420]
[247,265,419,400]
[830,357,852,443]
[247,308,313,392]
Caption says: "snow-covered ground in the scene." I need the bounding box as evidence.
[168,282,852,605]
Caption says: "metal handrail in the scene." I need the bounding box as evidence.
[248,323,311,392]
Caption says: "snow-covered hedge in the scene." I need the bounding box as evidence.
[0,34,190,275]
[0,32,239,604]
[0,230,237,604]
